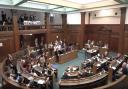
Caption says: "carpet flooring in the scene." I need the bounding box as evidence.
[52,51,117,89]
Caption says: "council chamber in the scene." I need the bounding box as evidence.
[0,0,128,89]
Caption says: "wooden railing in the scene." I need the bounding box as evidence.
[51,24,62,29]
[94,75,128,89]
[0,25,13,31]
[19,25,45,30]
[0,24,62,31]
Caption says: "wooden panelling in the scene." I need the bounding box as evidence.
[50,29,63,42]
[68,25,80,30]
[85,24,120,52]
[19,29,47,35]
[0,31,13,37]
[68,25,80,43]
[124,37,128,53]
[0,38,14,61]
[124,25,128,53]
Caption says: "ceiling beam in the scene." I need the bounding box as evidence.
[114,0,123,3]
[114,0,128,4]
[15,0,28,6]
[50,6,64,10]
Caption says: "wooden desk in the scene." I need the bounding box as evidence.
[58,50,77,64]
[94,75,128,89]
[59,72,108,89]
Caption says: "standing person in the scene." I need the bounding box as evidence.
[54,44,59,62]
[29,15,33,21]
[1,11,7,24]
[35,38,39,50]
[19,15,24,25]
[1,11,7,31]
[24,14,28,20]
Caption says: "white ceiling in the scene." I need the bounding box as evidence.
[0,0,127,13]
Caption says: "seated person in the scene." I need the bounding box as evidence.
[6,54,14,68]
[47,68,52,76]
[30,69,38,77]
[122,62,128,75]
[26,45,31,56]
[61,72,68,79]
[16,73,24,84]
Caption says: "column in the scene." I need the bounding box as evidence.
[77,12,85,49]
[45,12,51,43]
[12,13,20,52]
[118,7,126,54]
[61,14,68,42]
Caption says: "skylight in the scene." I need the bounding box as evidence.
[0,0,13,5]
[19,1,61,10]
[66,0,103,4]
[54,7,78,12]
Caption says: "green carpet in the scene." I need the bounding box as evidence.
[52,50,117,89]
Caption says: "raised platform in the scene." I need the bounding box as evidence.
[58,50,77,64]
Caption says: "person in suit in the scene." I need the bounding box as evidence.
[1,11,7,25]
[54,44,59,62]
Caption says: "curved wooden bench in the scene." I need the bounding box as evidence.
[1,49,48,89]
[1,58,30,89]
[59,72,108,89]
[94,75,128,89]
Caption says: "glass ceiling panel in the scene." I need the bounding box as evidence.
[48,5,59,9]
[54,8,65,12]
[12,0,22,5]
[19,1,48,9]
[54,7,78,12]
[19,1,60,10]
[65,7,78,12]
[0,0,80,13]
[0,0,13,5]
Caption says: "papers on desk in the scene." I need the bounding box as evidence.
[82,48,86,50]
[32,65,37,68]
[106,57,110,60]
[100,59,107,64]
[38,80,45,84]
[87,49,97,53]
[28,76,34,80]
[117,60,121,64]
[97,64,101,67]
[87,59,91,62]
[31,50,36,53]
[73,67,77,71]
[112,67,116,70]
[97,54,100,57]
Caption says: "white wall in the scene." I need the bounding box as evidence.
[67,13,81,24]
[125,7,128,24]
[51,13,62,24]
[89,8,121,24]
[85,12,89,24]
